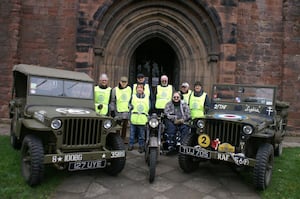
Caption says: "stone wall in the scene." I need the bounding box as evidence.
[0,0,21,118]
[282,0,300,129]
[0,0,299,130]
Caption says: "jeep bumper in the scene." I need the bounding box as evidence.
[43,150,126,164]
[179,145,256,167]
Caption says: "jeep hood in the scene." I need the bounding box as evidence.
[26,106,102,119]
[206,110,273,127]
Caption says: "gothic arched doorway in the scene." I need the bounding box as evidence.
[129,38,178,90]
[93,1,222,95]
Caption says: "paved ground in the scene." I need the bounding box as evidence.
[51,149,262,199]
[1,121,300,199]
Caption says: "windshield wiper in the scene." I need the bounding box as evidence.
[36,79,47,88]
[68,82,79,89]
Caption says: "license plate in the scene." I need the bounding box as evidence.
[68,160,106,171]
[179,145,211,159]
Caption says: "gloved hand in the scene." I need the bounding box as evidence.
[174,119,184,125]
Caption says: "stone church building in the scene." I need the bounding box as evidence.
[0,0,299,130]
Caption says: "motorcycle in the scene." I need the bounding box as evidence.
[144,113,164,183]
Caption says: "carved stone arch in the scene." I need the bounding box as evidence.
[93,0,222,91]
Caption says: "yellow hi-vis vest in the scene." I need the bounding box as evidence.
[116,86,132,112]
[130,95,149,125]
[182,90,192,105]
[155,85,173,109]
[133,83,150,97]
[189,92,207,119]
[94,86,111,115]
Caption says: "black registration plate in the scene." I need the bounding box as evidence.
[68,160,106,171]
[179,145,211,159]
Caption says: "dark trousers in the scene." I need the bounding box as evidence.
[164,119,190,148]
[129,124,145,147]
[120,119,128,140]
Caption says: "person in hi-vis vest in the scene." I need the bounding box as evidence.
[189,81,210,119]
[179,82,192,105]
[153,75,175,115]
[128,83,150,153]
[110,76,132,140]
[94,73,111,116]
[132,73,152,100]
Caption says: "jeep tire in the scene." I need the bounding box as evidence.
[178,132,199,172]
[104,134,126,175]
[253,143,274,190]
[21,135,44,186]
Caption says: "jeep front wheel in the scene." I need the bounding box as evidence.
[253,143,274,190]
[104,133,126,175]
[21,135,44,186]
[178,133,199,172]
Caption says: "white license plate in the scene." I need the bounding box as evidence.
[68,160,106,171]
[179,145,211,159]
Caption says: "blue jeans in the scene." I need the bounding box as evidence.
[164,119,190,148]
[129,124,145,147]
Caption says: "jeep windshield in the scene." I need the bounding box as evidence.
[212,84,276,106]
[29,76,93,99]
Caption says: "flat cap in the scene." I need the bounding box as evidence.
[120,76,128,82]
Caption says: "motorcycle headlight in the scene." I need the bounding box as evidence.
[243,125,253,135]
[149,118,159,128]
[196,120,205,129]
[51,119,62,130]
[103,120,112,129]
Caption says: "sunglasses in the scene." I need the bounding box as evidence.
[173,96,180,99]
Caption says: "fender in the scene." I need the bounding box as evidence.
[22,119,51,131]
[149,136,159,147]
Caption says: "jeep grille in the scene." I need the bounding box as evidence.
[205,120,241,147]
[62,118,102,148]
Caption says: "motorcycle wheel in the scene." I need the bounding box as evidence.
[149,147,157,183]
[145,144,149,164]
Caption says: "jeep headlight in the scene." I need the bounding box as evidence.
[51,119,62,130]
[196,120,205,129]
[149,118,159,128]
[103,120,112,129]
[243,125,253,135]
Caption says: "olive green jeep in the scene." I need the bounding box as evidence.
[179,84,289,190]
[9,64,126,186]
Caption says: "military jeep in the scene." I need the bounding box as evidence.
[9,64,126,186]
[179,84,289,190]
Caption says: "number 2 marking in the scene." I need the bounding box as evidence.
[198,134,210,148]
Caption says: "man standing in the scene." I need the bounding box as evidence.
[153,75,174,114]
[179,82,192,105]
[132,73,151,99]
[110,76,132,139]
[189,81,210,119]
[94,73,111,116]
